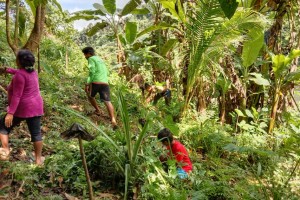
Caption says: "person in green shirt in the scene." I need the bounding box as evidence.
[82,47,117,127]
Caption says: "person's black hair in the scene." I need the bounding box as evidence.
[82,47,95,55]
[17,49,35,72]
[157,128,173,143]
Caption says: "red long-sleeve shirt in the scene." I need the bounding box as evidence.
[167,140,193,173]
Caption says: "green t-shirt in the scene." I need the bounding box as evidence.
[86,55,108,84]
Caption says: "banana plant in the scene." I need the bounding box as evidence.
[268,49,300,134]
[68,0,147,66]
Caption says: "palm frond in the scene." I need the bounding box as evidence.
[186,0,224,95]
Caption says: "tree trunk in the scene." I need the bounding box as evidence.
[23,4,46,53]
[6,0,18,54]
[221,56,247,124]
[6,0,46,54]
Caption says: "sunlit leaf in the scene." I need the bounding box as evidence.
[249,73,270,86]
[158,0,186,22]
[245,109,254,118]
[235,109,245,117]
[272,54,287,79]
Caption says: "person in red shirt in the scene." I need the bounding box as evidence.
[157,128,192,178]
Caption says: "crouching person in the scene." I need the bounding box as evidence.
[157,128,192,179]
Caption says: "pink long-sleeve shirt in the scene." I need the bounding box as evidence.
[6,68,44,118]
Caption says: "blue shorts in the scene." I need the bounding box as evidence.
[0,114,42,142]
[177,168,188,179]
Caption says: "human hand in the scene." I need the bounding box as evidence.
[0,67,7,75]
[159,155,168,163]
[84,84,90,94]
[5,114,13,128]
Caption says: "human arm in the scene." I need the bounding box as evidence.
[86,58,96,84]
[0,67,18,75]
[7,73,25,115]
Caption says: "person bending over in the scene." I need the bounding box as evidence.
[82,47,117,127]
[157,128,192,179]
[142,82,171,106]
[0,49,44,165]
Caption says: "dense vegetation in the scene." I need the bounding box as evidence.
[0,0,300,199]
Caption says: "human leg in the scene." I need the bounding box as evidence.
[33,141,43,165]
[86,83,101,114]
[99,84,117,125]
[164,89,171,106]
[104,101,117,125]
[153,93,163,105]
[26,116,43,165]
[0,115,23,160]
[0,134,9,157]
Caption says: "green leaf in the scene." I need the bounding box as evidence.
[242,29,264,67]
[49,0,63,13]
[257,162,262,176]
[137,22,174,38]
[93,3,108,14]
[118,34,127,46]
[158,0,186,22]
[216,76,231,93]
[86,22,108,36]
[67,9,105,22]
[103,0,116,15]
[25,0,37,15]
[125,21,138,44]
[218,0,239,19]
[235,109,245,117]
[67,15,99,22]
[245,109,254,118]
[249,73,270,86]
[160,39,178,56]
[284,71,300,83]
[18,9,26,37]
[285,49,300,65]
[272,54,287,79]
[130,8,150,15]
[121,0,142,16]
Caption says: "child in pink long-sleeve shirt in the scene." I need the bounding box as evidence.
[0,49,44,165]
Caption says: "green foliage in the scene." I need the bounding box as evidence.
[125,21,138,44]
[120,0,142,16]
[218,0,239,19]
[86,22,108,37]
[158,0,186,22]
[103,0,116,15]
[242,29,264,67]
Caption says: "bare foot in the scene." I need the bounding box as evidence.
[0,148,10,161]
[35,156,45,166]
